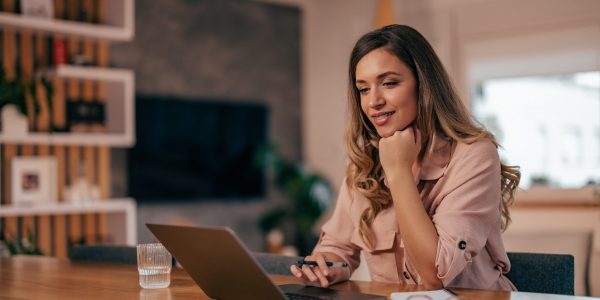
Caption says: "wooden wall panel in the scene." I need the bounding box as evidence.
[2,145,18,241]
[97,39,110,243]
[2,0,116,255]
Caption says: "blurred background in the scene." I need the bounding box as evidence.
[0,0,599,296]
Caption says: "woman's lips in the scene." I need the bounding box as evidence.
[371,111,395,126]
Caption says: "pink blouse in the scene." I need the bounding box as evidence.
[313,136,516,291]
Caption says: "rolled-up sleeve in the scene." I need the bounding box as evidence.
[432,141,502,286]
[312,180,361,275]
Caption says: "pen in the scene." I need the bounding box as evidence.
[297,259,348,268]
[444,288,460,298]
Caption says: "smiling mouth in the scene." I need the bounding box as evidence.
[371,111,395,126]
[374,111,394,120]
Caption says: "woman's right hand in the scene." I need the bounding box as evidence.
[289,253,349,288]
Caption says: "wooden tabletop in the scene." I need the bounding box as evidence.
[0,256,589,300]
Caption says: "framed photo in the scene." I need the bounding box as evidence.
[20,0,54,19]
[11,156,57,206]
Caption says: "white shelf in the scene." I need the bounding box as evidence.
[0,0,134,41]
[0,65,135,147]
[0,198,137,246]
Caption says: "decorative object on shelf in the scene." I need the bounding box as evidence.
[255,145,334,255]
[20,0,54,19]
[1,69,53,133]
[1,230,43,255]
[0,105,28,137]
[10,156,57,205]
[63,162,100,204]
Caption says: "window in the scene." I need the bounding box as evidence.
[472,72,600,188]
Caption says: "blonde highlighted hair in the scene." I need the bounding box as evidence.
[345,25,520,249]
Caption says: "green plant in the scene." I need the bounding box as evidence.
[255,144,334,255]
[530,174,550,186]
[2,230,43,256]
[0,69,27,115]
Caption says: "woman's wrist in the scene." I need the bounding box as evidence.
[386,167,414,184]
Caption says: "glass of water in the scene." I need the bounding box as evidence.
[137,243,172,289]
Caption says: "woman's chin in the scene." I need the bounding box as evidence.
[378,130,394,138]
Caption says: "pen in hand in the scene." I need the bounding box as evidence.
[297,259,348,268]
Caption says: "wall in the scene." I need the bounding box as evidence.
[109,0,300,250]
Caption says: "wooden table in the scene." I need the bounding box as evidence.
[0,256,591,300]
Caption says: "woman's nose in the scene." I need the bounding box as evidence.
[368,89,385,109]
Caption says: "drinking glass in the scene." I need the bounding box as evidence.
[137,243,172,288]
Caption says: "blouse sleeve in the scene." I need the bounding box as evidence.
[312,180,362,275]
[432,140,502,287]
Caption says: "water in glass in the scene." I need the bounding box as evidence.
[137,243,172,288]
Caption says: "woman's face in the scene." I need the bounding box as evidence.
[355,48,418,138]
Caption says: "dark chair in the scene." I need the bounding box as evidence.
[506,252,574,295]
[68,245,137,264]
[253,252,302,275]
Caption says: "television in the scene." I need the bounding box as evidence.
[128,95,268,201]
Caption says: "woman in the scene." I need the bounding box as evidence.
[290,24,520,291]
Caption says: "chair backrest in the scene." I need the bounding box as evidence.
[253,252,302,275]
[506,252,574,295]
[68,245,137,264]
[69,246,301,276]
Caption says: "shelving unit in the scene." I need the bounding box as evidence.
[0,0,133,41]
[0,0,137,258]
[0,199,137,245]
[0,65,135,147]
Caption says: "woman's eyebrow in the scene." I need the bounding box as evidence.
[355,71,403,84]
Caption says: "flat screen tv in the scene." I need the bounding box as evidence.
[128,95,268,201]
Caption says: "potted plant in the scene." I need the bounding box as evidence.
[0,69,27,116]
[255,145,333,255]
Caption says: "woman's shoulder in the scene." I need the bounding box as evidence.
[452,137,499,163]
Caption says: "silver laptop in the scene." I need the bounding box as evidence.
[146,223,385,300]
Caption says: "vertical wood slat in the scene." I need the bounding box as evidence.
[68,145,82,247]
[2,145,18,241]
[35,33,50,133]
[18,30,37,249]
[20,31,36,131]
[54,146,67,258]
[96,39,110,242]
[54,214,67,258]
[66,35,83,248]
[81,38,97,245]
[36,146,52,256]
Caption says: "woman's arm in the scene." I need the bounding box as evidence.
[379,127,443,289]
[387,168,442,289]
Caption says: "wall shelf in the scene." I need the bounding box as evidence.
[0,0,134,41]
[0,198,137,246]
[0,65,135,147]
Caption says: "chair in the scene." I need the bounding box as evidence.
[69,245,137,264]
[506,252,574,295]
[253,252,302,275]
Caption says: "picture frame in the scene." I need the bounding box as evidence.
[11,156,57,206]
[20,0,54,19]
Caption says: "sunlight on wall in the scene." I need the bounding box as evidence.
[472,72,600,188]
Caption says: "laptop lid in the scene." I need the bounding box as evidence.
[147,223,386,300]
[147,223,286,300]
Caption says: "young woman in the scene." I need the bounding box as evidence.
[290,24,520,291]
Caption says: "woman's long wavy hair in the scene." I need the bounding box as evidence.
[346,24,520,249]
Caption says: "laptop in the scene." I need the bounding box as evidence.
[146,223,386,300]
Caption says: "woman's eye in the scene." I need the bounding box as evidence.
[358,88,369,94]
[383,81,398,87]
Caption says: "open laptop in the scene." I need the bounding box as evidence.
[147,223,385,300]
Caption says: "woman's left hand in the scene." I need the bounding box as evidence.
[379,126,421,180]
